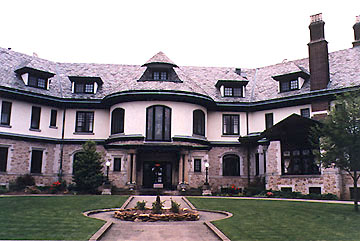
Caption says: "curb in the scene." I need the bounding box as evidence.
[86,196,134,241]
[182,196,232,241]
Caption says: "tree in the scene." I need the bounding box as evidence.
[312,92,360,211]
[72,141,105,194]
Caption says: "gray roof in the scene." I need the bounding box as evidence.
[1,46,360,104]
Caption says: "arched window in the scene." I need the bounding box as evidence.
[193,109,205,136]
[223,154,240,176]
[111,108,125,135]
[146,105,171,141]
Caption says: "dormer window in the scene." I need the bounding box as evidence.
[224,87,243,97]
[153,71,168,80]
[280,79,299,92]
[68,76,103,94]
[15,67,55,90]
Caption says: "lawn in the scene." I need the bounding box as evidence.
[188,197,360,241]
[0,195,128,240]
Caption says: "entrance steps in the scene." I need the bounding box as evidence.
[135,188,180,196]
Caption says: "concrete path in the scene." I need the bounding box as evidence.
[90,196,228,241]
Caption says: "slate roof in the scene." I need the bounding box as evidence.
[1,46,360,104]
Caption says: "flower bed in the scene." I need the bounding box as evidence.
[114,208,200,222]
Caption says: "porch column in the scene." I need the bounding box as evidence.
[184,154,189,184]
[127,151,136,184]
[132,153,137,184]
[127,153,132,183]
[179,154,184,183]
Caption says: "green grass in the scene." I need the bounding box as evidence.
[0,195,128,240]
[188,197,360,241]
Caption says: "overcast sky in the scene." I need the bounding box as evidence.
[1,0,359,68]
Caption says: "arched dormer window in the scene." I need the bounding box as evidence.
[146,105,171,141]
[193,109,205,136]
[223,154,240,176]
[111,108,125,135]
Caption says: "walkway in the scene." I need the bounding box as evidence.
[89,196,229,241]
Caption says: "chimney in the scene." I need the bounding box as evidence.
[308,13,330,91]
[353,15,360,47]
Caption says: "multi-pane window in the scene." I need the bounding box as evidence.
[75,82,94,93]
[223,114,239,135]
[146,105,171,141]
[153,71,168,80]
[75,111,94,133]
[111,108,125,135]
[0,147,8,172]
[28,75,47,89]
[280,79,299,92]
[1,101,12,125]
[30,106,41,130]
[223,154,240,176]
[281,145,320,175]
[113,157,121,172]
[50,109,57,127]
[309,187,321,194]
[301,108,310,118]
[193,110,205,136]
[194,159,201,172]
[30,149,43,174]
[224,87,243,97]
[265,113,274,129]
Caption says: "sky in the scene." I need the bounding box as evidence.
[1,0,359,68]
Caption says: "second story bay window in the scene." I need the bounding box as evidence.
[75,111,94,133]
[69,76,103,94]
[146,105,171,141]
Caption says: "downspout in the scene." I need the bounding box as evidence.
[56,64,65,181]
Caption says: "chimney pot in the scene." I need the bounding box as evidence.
[353,15,360,47]
[356,15,360,23]
[310,13,323,23]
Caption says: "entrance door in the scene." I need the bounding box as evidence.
[143,161,172,189]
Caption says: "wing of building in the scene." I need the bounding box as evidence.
[1,14,360,198]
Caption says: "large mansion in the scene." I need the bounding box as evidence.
[1,14,360,198]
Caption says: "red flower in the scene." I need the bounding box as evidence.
[266,192,273,196]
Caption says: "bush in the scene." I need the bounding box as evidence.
[0,186,8,194]
[9,174,35,191]
[24,186,41,194]
[135,200,147,210]
[152,195,164,214]
[170,199,181,213]
[256,190,338,200]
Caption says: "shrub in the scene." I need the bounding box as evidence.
[0,186,8,194]
[135,200,147,210]
[9,174,35,191]
[50,180,67,194]
[24,186,41,194]
[152,195,164,214]
[170,199,181,213]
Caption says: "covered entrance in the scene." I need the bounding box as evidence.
[143,161,172,189]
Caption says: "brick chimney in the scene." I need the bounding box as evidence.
[308,13,330,91]
[353,15,360,47]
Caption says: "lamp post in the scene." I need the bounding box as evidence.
[204,162,209,186]
[105,161,111,184]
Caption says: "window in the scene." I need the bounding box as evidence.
[30,149,43,174]
[111,108,125,135]
[114,158,121,172]
[309,187,321,194]
[50,109,57,127]
[223,114,239,135]
[281,187,293,192]
[224,87,243,97]
[75,111,94,133]
[194,159,201,172]
[146,105,171,141]
[30,106,41,130]
[75,82,94,93]
[1,101,12,126]
[280,79,299,92]
[281,145,320,175]
[0,147,8,172]
[301,108,310,118]
[28,75,47,89]
[193,110,205,136]
[265,113,273,129]
[223,154,240,176]
[255,153,260,176]
[153,71,168,80]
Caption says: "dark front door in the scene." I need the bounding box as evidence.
[143,161,172,189]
